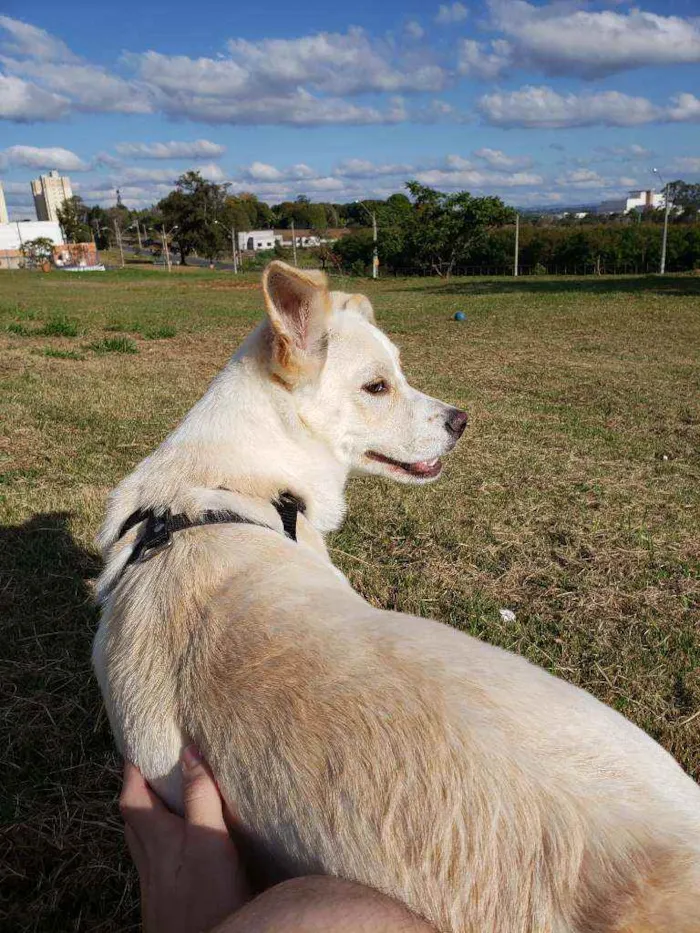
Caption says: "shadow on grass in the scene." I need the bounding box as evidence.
[0,513,136,932]
[389,274,700,298]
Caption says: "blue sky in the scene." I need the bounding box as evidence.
[1,0,699,219]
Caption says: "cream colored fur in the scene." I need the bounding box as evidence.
[94,262,700,933]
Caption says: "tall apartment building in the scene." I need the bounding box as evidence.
[31,170,73,223]
[0,181,8,224]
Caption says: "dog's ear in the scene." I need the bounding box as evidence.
[262,261,331,386]
[333,292,376,325]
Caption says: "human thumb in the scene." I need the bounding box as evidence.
[181,745,228,833]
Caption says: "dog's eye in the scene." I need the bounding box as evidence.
[363,379,389,395]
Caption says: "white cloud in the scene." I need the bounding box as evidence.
[485,0,700,79]
[4,58,150,114]
[0,15,75,62]
[94,151,123,168]
[474,147,532,170]
[415,156,542,189]
[125,51,247,97]
[115,139,225,160]
[112,167,181,185]
[152,85,408,126]
[240,161,316,182]
[404,20,425,40]
[436,3,468,26]
[131,28,445,101]
[105,163,226,185]
[243,162,283,182]
[595,144,654,160]
[478,85,661,128]
[457,39,511,78]
[0,73,69,121]
[1,145,88,171]
[667,93,700,123]
[198,163,226,182]
[0,17,148,118]
[117,27,447,126]
[335,159,413,178]
[555,169,613,190]
[672,157,700,174]
[413,98,457,122]
[444,154,474,171]
[415,168,542,188]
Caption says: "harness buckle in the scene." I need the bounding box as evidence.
[136,511,173,562]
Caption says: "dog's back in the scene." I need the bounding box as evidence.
[98,525,700,933]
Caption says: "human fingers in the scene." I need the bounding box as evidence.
[181,745,229,834]
[119,760,176,836]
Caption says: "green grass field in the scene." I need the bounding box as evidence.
[1,267,699,931]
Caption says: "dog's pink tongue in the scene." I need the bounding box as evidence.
[407,458,441,477]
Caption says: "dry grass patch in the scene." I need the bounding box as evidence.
[0,268,698,931]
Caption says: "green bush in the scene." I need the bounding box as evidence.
[89,337,138,354]
[40,316,79,337]
[143,325,177,339]
[6,322,31,336]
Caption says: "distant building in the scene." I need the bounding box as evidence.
[598,189,665,215]
[626,189,665,212]
[274,228,349,248]
[237,230,279,251]
[0,220,65,270]
[31,170,73,223]
[0,182,8,225]
[236,227,351,252]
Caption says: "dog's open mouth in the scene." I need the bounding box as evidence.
[365,451,443,479]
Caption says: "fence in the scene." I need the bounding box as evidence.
[344,262,661,278]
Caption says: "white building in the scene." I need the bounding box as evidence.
[31,170,73,223]
[625,189,665,212]
[0,221,65,269]
[598,189,665,215]
[237,229,280,251]
[0,221,65,251]
[0,182,8,225]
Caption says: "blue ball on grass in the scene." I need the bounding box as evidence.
[454,311,466,322]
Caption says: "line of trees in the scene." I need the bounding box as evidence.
[61,172,700,275]
[336,214,700,276]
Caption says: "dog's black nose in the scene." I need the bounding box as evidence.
[445,408,468,438]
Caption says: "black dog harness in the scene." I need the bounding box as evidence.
[112,491,304,573]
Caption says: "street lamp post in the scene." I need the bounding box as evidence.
[355,200,378,279]
[651,167,671,275]
[114,220,125,268]
[291,220,298,267]
[161,225,177,273]
[127,221,143,250]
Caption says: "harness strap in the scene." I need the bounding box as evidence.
[116,492,305,569]
[275,491,303,541]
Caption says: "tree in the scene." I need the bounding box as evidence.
[85,205,111,249]
[666,180,700,222]
[157,171,230,264]
[273,196,328,231]
[21,237,54,268]
[57,196,91,244]
[402,182,515,276]
[333,230,374,273]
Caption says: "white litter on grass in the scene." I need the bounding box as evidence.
[499,609,516,623]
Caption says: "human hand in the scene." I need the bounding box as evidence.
[120,746,250,933]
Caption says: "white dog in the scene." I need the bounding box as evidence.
[94,262,700,933]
